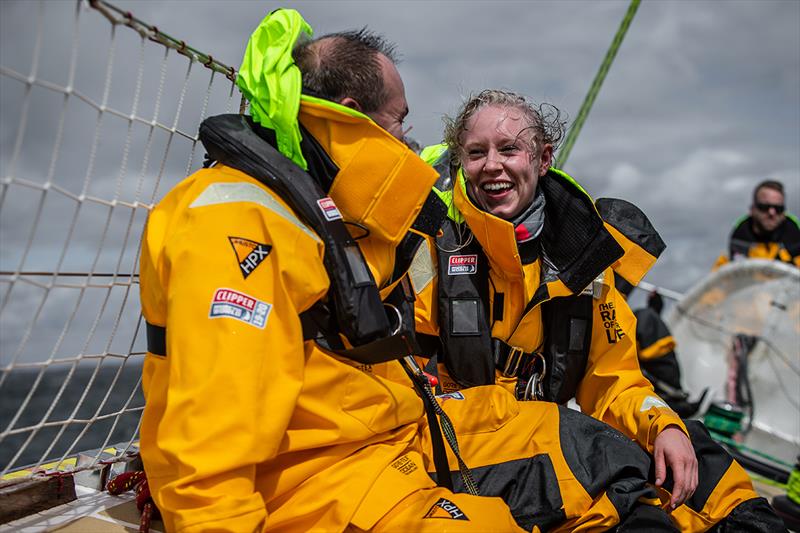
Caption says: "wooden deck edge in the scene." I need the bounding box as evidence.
[0,474,77,524]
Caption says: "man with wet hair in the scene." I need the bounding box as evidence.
[294,28,409,140]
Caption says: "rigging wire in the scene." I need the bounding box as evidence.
[556,0,641,168]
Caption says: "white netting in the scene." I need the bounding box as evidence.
[667,259,800,465]
[0,0,242,485]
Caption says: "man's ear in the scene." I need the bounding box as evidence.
[338,97,362,112]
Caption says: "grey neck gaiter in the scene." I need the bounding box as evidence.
[510,188,546,243]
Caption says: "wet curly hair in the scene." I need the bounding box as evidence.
[443,89,566,168]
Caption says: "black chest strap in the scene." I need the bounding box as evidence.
[299,276,422,364]
[146,322,167,357]
[525,294,593,404]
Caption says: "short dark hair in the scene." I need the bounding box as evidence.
[753,179,785,203]
[293,28,398,113]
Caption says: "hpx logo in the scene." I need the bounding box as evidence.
[317,197,342,221]
[447,254,477,275]
[228,237,271,279]
[208,288,271,329]
[423,498,469,521]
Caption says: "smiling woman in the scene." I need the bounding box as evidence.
[444,90,564,223]
[412,88,788,531]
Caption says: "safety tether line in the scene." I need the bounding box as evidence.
[556,0,641,168]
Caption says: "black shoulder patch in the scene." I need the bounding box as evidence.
[228,236,272,279]
[595,197,666,258]
[423,498,469,521]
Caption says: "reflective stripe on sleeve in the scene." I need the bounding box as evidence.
[190,182,320,242]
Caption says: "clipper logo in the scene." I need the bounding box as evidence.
[209,288,271,329]
[423,498,469,521]
[229,237,272,279]
[317,197,342,221]
[448,254,477,275]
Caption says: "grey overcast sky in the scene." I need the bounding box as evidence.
[109,0,800,293]
[2,0,799,298]
[1,1,797,464]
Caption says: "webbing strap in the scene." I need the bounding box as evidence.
[299,277,423,364]
[399,357,480,496]
[148,283,421,365]
[146,322,166,356]
[408,364,453,492]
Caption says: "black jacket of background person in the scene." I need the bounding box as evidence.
[634,306,682,392]
[727,215,800,266]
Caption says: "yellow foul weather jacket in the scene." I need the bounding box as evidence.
[139,98,445,532]
[410,158,768,531]
[412,168,688,454]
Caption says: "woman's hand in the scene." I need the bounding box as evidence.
[654,425,698,509]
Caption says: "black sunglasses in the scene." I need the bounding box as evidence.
[754,202,785,214]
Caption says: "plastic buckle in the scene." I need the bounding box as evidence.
[501,346,526,377]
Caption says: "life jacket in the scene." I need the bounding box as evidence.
[146,111,447,365]
[431,210,605,402]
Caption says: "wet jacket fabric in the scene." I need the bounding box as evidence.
[411,164,776,532]
[139,99,451,532]
[421,385,669,532]
[137,99,676,533]
[714,215,800,268]
[413,169,687,454]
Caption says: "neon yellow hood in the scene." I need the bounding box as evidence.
[237,9,312,169]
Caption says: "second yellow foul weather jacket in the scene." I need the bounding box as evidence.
[410,150,771,531]
[411,165,688,454]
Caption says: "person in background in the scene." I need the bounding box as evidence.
[414,89,786,532]
[714,180,800,268]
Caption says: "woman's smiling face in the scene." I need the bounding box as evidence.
[461,105,552,220]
